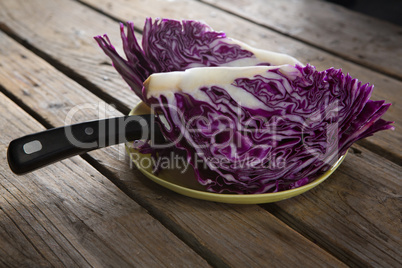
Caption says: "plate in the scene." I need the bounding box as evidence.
[125,102,346,204]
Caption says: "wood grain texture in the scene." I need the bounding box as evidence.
[0,0,400,266]
[0,26,347,267]
[202,0,402,80]
[78,0,401,164]
[0,0,140,112]
[264,144,402,267]
[89,137,402,266]
[0,92,209,267]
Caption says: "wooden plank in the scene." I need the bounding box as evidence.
[0,24,347,267]
[0,101,209,265]
[264,144,402,267]
[0,0,140,113]
[202,0,402,80]
[0,203,55,267]
[77,0,401,164]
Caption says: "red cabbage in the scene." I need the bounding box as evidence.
[94,18,301,101]
[95,18,394,194]
[143,65,393,193]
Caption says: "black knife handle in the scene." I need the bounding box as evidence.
[7,115,160,174]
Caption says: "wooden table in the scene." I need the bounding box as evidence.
[0,0,401,267]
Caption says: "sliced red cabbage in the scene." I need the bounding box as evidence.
[95,18,394,194]
[94,18,301,101]
[143,65,393,193]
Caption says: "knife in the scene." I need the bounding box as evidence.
[7,115,163,174]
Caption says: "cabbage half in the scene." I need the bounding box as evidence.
[94,18,301,101]
[95,18,394,194]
